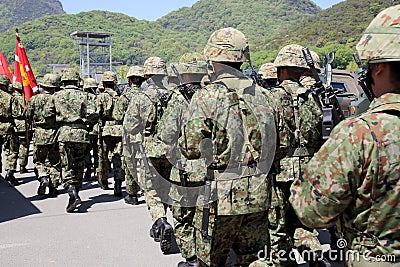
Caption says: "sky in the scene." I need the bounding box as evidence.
[60,0,345,21]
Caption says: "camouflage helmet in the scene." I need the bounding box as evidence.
[204,27,249,63]
[101,71,117,83]
[83,78,97,89]
[258,63,277,79]
[0,74,10,86]
[143,56,167,75]
[40,73,61,88]
[126,65,144,78]
[12,81,23,91]
[274,44,308,69]
[356,5,400,63]
[176,52,208,75]
[61,68,80,82]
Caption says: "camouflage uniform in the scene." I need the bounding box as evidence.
[250,45,323,267]
[178,28,279,267]
[158,54,208,266]
[290,6,400,266]
[26,73,61,196]
[0,74,23,185]
[83,78,99,180]
[10,82,31,173]
[123,57,173,253]
[114,65,144,204]
[96,71,125,196]
[258,62,278,89]
[53,68,97,212]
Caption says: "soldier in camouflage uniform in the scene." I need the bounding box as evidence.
[53,68,97,212]
[0,74,23,185]
[258,63,278,89]
[123,56,174,253]
[158,52,208,267]
[114,65,145,205]
[83,78,99,181]
[96,71,125,196]
[10,81,31,174]
[250,44,324,267]
[290,5,400,267]
[178,28,280,267]
[26,73,61,197]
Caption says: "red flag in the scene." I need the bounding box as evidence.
[0,50,13,82]
[13,29,38,102]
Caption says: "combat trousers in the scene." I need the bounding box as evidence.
[97,136,124,181]
[59,141,87,188]
[33,143,61,187]
[3,133,19,171]
[124,158,139,196]
[172,204,197,259]
[195,211,269,267]
[15,133,30,168]
[140,156,172,222]
[85,134,98,171]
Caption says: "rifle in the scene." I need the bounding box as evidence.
[302,47,345,140]
[201,168,213,242]
[170,64,195,102]
[352,52,374,102]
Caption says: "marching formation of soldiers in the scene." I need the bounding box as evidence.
[1,5,399,267]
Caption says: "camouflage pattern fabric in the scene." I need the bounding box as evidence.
[290,92,400,258]
[115,88,141,195]
[0,88,24,172]
[52,85,97,188]
[178,64,279,266]
[123,77,172,222]
[33,143,61,187]
[194,211,269,266]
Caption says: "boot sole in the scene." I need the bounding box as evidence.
[160,227,173,254]
[66,198,82,213]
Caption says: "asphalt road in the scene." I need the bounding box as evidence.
[0,149,183,267]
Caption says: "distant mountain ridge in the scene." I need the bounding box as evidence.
[0,0,395,76]
[0,0,65,32]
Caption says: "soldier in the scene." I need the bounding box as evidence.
[83,77,99,181]
[114,65,145,205]
[123,56,173,254]
[11,82,31,174]
[26,73,61,197]
[0,74,23,185]
[178,28,279,266]
[290,5,400,266]
[258,63,278,89]
[53,68,97,212]
[158,52,208,267]
[96,71,125,196]
[254,44,325,267]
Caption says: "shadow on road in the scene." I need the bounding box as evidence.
[0,176,41,223]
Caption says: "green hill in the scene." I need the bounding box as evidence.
[0,0,65,32]
[0,0,320,75]
[0,0,396,76]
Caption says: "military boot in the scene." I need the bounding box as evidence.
[20,166,28,174]
[178,257,199,267]
[149,217,173,254]
[48,182,58,198]
[5,170,20,186]
[97,173,109,190]
[113,180,122,197]
[66,185,82,213]
[37,176,50,195]
[124,194,139,205]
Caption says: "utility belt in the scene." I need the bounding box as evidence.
[287,146,314,157]
[60,122,87,129]
[211,163,260,181]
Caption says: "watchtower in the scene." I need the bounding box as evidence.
[70,31,113,78]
